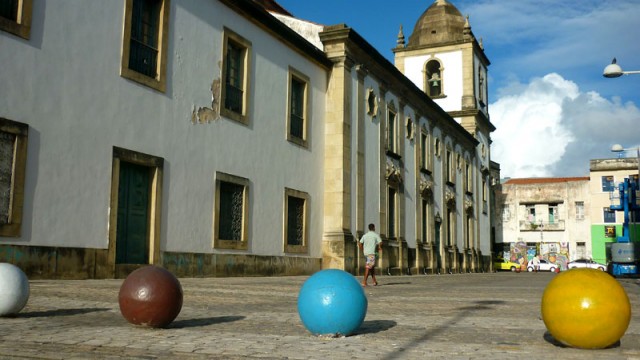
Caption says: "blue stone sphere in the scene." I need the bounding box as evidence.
[297,269,368,336]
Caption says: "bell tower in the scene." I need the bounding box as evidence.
[393,0,494,138]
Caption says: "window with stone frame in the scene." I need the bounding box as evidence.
[482,178,488,213]
[478,66,486,107]
[214,172,249,250]
[284,188,309,253]
[0,118,28,237]
[0,0,32,39]
[420,128,430,171]
[421,198,432,244]
[221,28,252,125]
[387,186,397,239]
[445,148,455,184]
[387,107,398,154]
[120,0,170,92]
[287,68,309,147]
[465,161,473,194]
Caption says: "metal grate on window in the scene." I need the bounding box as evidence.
[219,181,244,241]
[0,0,18,21]
[225,83,243,113]
[129,0,160,78]
[290,114,304,139]
[0,131,16,224]
[225,43,244,113]
[287,197,305,246]
[290,78,305,139]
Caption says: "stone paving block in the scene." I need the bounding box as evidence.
[1,273,639,359]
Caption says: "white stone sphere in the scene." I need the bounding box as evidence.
[0,263,30,316]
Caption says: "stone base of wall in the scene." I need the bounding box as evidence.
[0,244,110,279]
[161,251,321,278]
[0,244,322,279]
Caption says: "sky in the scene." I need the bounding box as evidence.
[275,0,640,178]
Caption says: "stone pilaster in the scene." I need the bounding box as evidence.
[319,26,356,272]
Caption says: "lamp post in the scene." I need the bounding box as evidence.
[603,58,640,78]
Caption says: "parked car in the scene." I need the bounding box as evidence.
[527,259,558,272]
[494,260,519,272]
[567,259,606,271]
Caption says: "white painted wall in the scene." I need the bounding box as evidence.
[402,51,464,112]
[362,80,382,232]
[0,1,327,258]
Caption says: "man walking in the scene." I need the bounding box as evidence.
[359,223,383,286]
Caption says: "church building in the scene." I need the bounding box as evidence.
[0,0,497,278]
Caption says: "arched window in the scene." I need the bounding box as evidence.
[478,65,486,106]
[425,60,442,97]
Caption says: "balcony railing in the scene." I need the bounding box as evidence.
[519,220,565,231]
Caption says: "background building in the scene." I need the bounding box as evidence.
[494,177,591,270]
[589,157,640,264]
[0,0,496,278]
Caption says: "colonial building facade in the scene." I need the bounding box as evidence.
[494,178,591,271]
[0,0,496,278]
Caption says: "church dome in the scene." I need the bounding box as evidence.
[407,0,468,48]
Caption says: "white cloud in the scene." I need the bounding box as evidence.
[460,0,640,108]
[491,73,640,178]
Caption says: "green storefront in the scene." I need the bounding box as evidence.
[591,224,640,265]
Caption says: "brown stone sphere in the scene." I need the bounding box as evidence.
[118,266,183,328]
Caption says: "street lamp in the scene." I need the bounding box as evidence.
[603,58,640,78]
[611,144,640,174]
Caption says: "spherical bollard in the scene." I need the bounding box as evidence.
[118,266,183,328]
[541,268,631,349]
[0,263,30,316]
[297,269,367,336]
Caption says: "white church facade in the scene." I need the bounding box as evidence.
[0,0,497,278]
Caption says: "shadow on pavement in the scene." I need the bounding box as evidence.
[381,300,504,360]
[354,320,397,335]
[380,282,412,286]
[17,307,110,318]
[542,331,620,349]
[169,315,245,329]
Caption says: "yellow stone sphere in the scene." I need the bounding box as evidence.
[541,268,631,349]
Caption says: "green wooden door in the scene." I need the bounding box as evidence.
[116,161,150,264]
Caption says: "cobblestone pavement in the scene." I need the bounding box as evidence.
[1,272,639,359]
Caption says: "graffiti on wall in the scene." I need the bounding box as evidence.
[540,242,569,270]
[508,242,570,271]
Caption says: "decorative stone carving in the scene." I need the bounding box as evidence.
[367,88,379,119]
[445,188,456,206]
[464,196,474,214]
[385,161,403,185]
[420,178,433,198]
[406,117,414,140]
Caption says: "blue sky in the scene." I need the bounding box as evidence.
[275,0,640,178]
